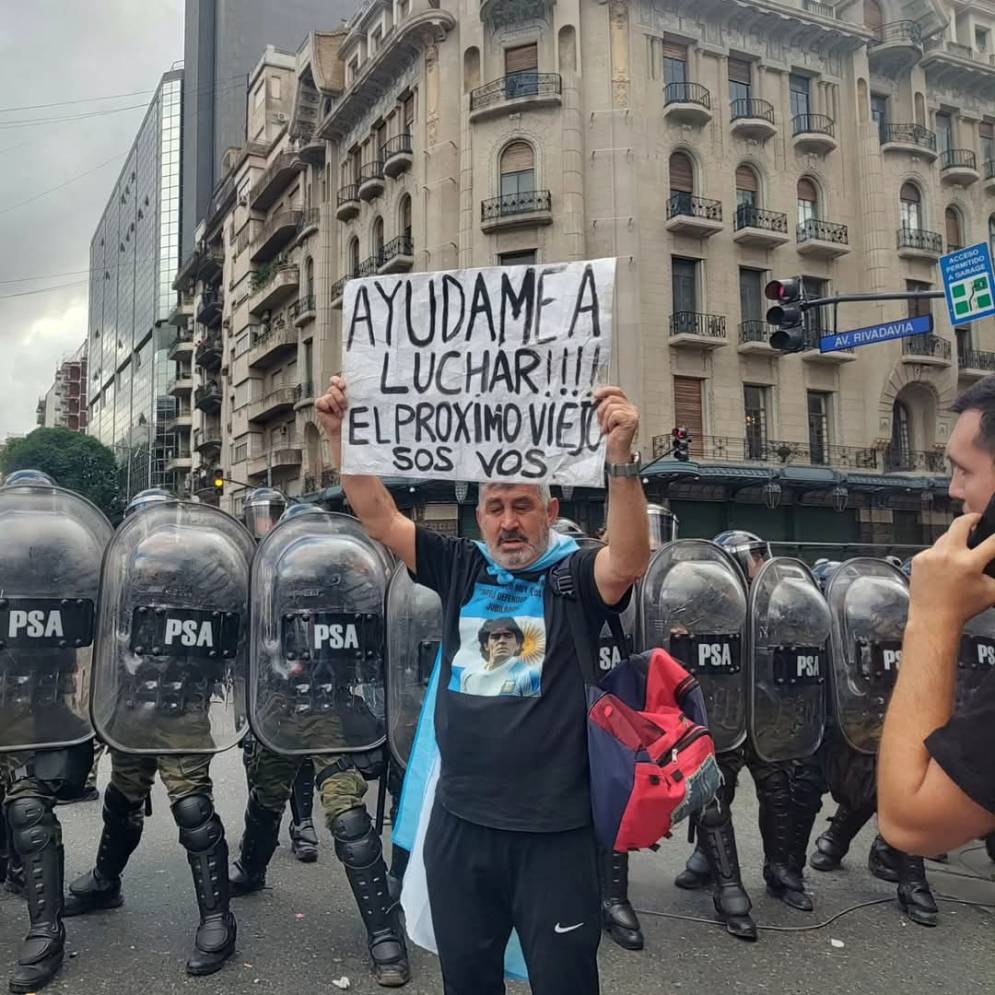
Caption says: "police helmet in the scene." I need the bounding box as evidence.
[883,555,903,570]
[244,487,288,540]
[2,468,55,488]
[647,503,678,550]
[714,530,772,581]
[278,502,326,524]
[124,487,172,517]
[811,559,842,594]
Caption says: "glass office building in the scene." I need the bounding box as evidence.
[87,68,183,500]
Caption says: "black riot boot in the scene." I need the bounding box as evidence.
[896,852,938,927]
[332,806,410,988]
[787,762,823,902]
[696,802,758,941]
[173,794,236,976]
[810,804,874,872]
[289,760,319,864]
[868,834,901,883]
[230,791,282,896]
[6,797,65,993]
[387,843,409,904]
[599,849,644,951]
[758,770,813,912]
[674,844,712,890]
[65,783,144,916]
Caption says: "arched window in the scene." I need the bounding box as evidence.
[304,256,314,299]
[797,177,818,226]
[945,207,963,253]
[372,216,384,263]
[500,141,535,206]
[900,182,921,232]
[864,0,883,38]
[890,400,912,470]
[399,194,412,242]
[348,236,360,277]
[669,151,694,213]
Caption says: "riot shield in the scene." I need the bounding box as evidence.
[251,512,388,755]
[825,558,908,755]
[748,557,829,763]
[92,501,254,755]
[385,563,443,769]
[0,483,113,752]
[639,540,749,752]
[958,607,995,711]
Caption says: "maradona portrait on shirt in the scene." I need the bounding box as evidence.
[453,616,543,698]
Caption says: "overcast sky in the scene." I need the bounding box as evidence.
[0,0,183,439]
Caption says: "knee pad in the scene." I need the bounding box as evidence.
[172,793,222,852]
[753,762,791,799]
[6,796,55,855]
[331,806,381,869]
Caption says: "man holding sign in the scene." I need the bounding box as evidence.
[316,348,649,995]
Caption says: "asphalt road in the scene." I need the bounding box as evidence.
[1,748,991,995]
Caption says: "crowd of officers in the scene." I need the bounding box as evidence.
[0,472,990,994]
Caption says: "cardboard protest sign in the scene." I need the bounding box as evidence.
[341,258,615,486]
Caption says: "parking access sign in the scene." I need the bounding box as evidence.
[940,243,995,327]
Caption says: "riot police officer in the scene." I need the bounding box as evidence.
[64,490,254,976]
[0,469,112,991]
[232,505,409,987]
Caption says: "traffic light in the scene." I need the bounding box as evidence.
[765,277,806,352]
[212,468,224,496]
[672,425,692,462]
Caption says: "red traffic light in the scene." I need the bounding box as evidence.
[765,277,802,303]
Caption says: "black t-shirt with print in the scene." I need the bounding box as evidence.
[924,669,995,815]
[414,526,628,833]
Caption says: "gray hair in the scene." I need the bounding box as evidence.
[477,482,553,508]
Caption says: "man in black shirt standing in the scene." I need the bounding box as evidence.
[879,377,995,854]
[317,374,650,995]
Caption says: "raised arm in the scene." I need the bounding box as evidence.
[316,375,417,572]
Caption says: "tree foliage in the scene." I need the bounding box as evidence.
[1,428,122,520]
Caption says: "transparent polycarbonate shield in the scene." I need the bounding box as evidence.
[826,558,908,755]
[0,484,112,752]
[251,513,387,755]
[639,540,749,752]
[385,563,443,769]
[748,557,829,762]
[958,607,995,711]
[92,502,253,754]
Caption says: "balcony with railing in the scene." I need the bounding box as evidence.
[883,446,946,474]
[662,82,712,125]
[480,190,552,233]
[247,447,303,480]
[381,133,413,177]
[248,262,300,316]
[665,194,723,238]
[902,333,951,366]
[194,383,222,414]
[251,209,304,262]
[166,450,194,474]
[802,0,835,17]
[248,320,297,369]
[167,327,195,360]
[247,386,297,423]
[958,346,995,379]
[897,227,943,261]
[336,184,360,222]
[290,295,317,327]
[330,275,348,310]
[294,381,315,408]
[869,21,924,73]
[738,319,777,355]
[297,208,320,241]
[164,407,193,432]
[792,113,837,154]
[880,123,938,159]
[195,333,222,371]
[797,218,851,258]
[669,311,727,349]
[469,72,562,122]
[196,289,223,328]
[940,148,980,185]
[358,160,385,201]
[377,234,414,274]
[167,372,194,397]
[733,205,790,248]
[729,98,776,141]
[984,159,995,192]
[250,152,302,211]
[194,425,222,455]
[649,433,880,470]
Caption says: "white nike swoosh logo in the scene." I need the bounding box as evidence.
[554,922,584,934]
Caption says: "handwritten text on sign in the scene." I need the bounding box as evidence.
[341,259,616,486]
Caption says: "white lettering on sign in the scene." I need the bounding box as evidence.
[883,648,902,672]
[697,642,733,669]
[163,618,215,648]
[341,259,616,486]
[599,644,622,671]
[977,642,995,667]
[313,623,360,651]
[796,654,821,678]
[7,610,64,639]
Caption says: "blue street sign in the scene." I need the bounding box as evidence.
[819,313,933,353]
[940,242,995,327]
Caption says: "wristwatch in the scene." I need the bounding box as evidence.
[605,452,642,478]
